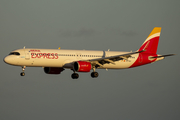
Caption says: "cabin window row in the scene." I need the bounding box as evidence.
[31,53,58,56]
[31,53,102,57]
[58,54,102,57]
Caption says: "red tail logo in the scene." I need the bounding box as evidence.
[130,27,161,68]
[138,27,161,54]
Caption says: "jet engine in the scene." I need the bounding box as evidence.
[74,61,92,72]
[44,67,64,74]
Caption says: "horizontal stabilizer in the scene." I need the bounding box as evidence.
[151,54,175,58]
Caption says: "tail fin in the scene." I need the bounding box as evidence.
[138,27,161,54]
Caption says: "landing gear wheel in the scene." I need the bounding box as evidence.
[71,73,79,79]
[20,72,25,76]
[91,72,99,78]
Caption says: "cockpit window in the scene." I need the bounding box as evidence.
[9,52,20,55]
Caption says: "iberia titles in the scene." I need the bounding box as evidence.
[30,49,58,59]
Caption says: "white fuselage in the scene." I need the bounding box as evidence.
[3,28,172,78]
[4,48,140,69]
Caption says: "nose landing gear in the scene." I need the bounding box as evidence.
[20,66,26,76]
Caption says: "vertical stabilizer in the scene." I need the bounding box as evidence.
[138,27,161,54]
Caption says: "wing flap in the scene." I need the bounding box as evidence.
[87,50,145,67]
[89,50,145,62]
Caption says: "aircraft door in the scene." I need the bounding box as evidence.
[76,53,82,60]
[105,51,109,57]
[24,50,30,60]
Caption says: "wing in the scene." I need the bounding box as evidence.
[85,50,145,68]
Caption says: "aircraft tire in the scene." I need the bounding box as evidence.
[71,73,79,79]
[91,72,98,78]
[20,72,25,76]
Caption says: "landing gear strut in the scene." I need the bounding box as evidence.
[20,66,26,76]
[71,69,79,79]
[91,67,99,78]
[70,67,99,79]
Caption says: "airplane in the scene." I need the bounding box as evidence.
[3,27,175,79]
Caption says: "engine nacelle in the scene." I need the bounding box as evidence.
[74,61,92,72]
[44,67,64,74]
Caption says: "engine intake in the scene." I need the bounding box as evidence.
[74,61,92,72]
[44,67,64,74]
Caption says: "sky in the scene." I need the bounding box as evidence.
[0,0,179,120]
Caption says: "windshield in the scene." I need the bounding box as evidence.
[9,52,20,55]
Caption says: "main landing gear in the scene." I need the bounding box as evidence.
[71,69,79,79]
[20,66,26,76]
[91,67,99,78]
[71,73,79,79]
[91,72,99,78]
[71,68,99,79]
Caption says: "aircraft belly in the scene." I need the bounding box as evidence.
[19,59,63,67]
[33,59,63,67]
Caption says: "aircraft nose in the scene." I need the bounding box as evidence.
[4,56,9,64]
[3,56,13,64]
